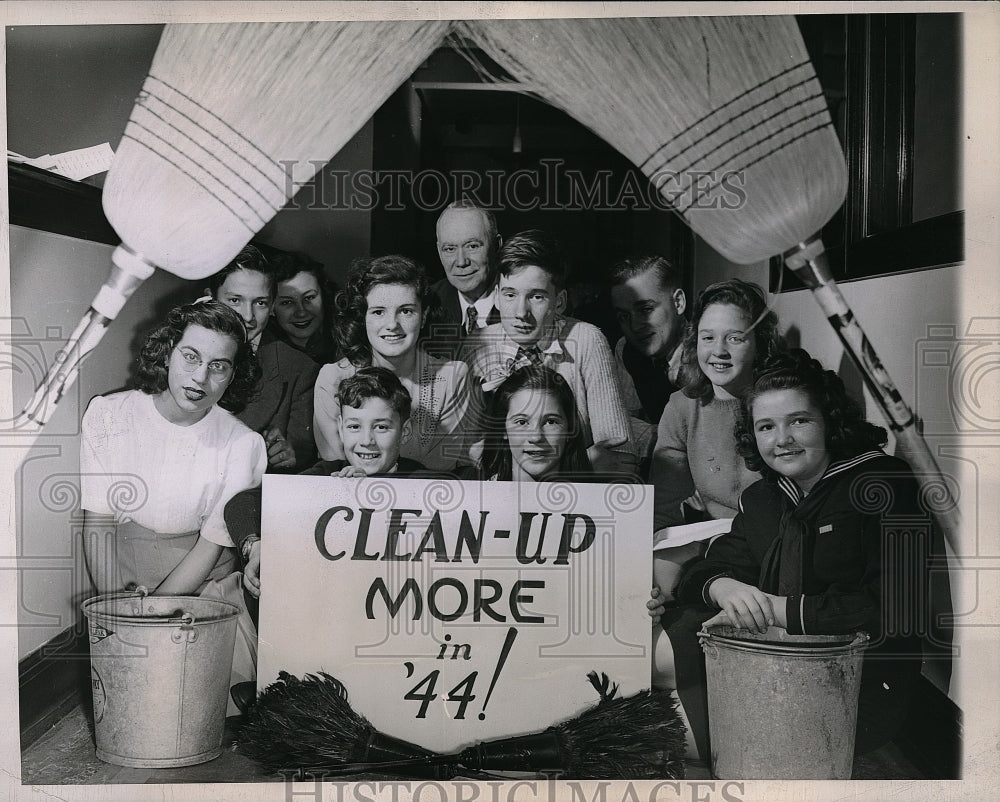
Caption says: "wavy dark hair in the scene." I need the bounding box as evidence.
[266,247,336,334]
[609,253,685,292]
[134,301,260,412]
[680,278,783,404]
[480,365,592,482]
[333,255,436,367]
[337,366,412,422]
[735,348,888,477]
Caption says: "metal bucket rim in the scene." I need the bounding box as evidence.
[699,625,869,657]
[81,593,240,626]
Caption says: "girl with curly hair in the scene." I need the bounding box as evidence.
[657,348,927,761]
[650,278,783,528]
[646,279,784,648]
[80,301,266,698]
[471,365,593,482]
[312,255,483,471]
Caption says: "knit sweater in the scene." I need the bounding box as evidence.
[465,317,632,454]
[649,393,759,528]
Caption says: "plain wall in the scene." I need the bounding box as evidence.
[10,226,195,655]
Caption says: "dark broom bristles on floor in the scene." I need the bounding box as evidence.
[552,673,687,779]
[237,671,372,771]
[237,670,441,775]
[239,670,687,780]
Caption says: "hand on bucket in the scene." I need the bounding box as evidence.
[706,577,786,633]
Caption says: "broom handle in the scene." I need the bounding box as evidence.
[785,237,962,560]
[295,757,458,779]
[13,245,155,434]
[297,731,564,777]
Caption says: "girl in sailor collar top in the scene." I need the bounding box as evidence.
[658,349,930,760]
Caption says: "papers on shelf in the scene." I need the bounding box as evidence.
[653,518,733,550]
[9,142,114,180]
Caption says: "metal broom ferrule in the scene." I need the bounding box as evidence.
[15,245,156,430]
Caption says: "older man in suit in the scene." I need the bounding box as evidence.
[428,200,502,344]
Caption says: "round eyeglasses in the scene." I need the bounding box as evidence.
[173,347,234,379]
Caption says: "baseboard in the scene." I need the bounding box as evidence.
[897,673,963,779]
[19,622,91,750]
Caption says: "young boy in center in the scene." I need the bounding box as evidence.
[464,229,635,475]
[223,367,430,622]
[305,366,424,478]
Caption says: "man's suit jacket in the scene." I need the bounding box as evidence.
[426,278,500,359]
[236,332,320,472]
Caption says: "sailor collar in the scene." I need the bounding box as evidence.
[776,450,886,506]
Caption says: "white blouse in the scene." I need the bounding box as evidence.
[79,390,267,547]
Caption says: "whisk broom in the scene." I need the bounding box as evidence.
[239,670,686,779]
[15,20,451,432]
[464,16,962,554]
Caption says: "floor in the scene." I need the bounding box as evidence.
[19,699,928,785]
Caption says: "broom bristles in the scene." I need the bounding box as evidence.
[240,671,686,780]
[554,688,686,779]
[103,20,451,279]
[238,671,375,771]
[463,16,846,265]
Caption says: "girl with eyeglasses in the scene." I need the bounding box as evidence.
[79,301,267,699]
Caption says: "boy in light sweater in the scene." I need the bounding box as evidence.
[463,230,635,476]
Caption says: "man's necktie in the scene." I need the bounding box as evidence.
[464,305,478,337]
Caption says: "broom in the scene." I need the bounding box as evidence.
[236,671,450,779]
[239,670,686,780]
[463,16,962,556]
[15,20,451,432]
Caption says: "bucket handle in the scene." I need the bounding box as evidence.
[83,585,151,616]
[86,587,198,637]
[93,585,149,600]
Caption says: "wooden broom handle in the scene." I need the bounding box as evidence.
[785,237,963,560]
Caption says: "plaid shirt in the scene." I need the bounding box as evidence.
[463,317,633,453]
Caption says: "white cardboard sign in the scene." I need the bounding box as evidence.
[258,475,653,753]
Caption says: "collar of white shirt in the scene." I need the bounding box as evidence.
[499,317,568,360]
[458,289,497,329]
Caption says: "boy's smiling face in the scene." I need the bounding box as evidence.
[338,396,410,475]
[497,264,567,346]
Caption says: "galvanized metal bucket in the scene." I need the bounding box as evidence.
[700,624,869,779]
[82,589,240,768]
